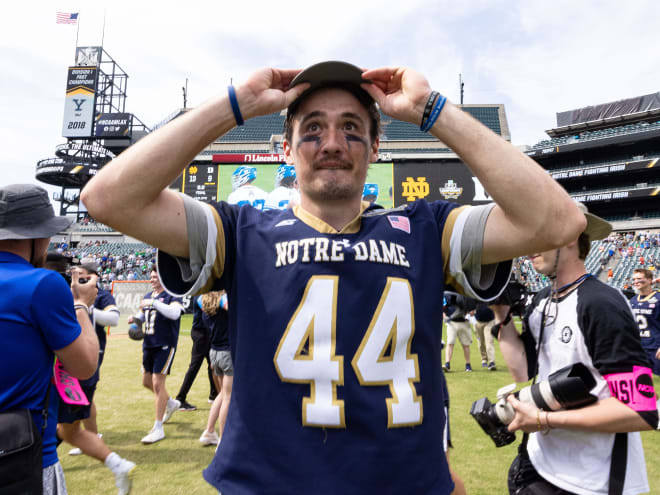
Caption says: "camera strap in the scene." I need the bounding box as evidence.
[608,433,627,495]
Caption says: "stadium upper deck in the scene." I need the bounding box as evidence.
[526,92,660,230]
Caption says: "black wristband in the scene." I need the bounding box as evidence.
[420,91,439,130]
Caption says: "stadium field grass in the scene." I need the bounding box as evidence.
[59,315,659,494]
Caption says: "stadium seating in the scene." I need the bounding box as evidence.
[530,120,660,150]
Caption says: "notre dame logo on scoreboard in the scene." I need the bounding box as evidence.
[393,160,490,206]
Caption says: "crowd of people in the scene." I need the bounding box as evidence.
[2,60,659,495]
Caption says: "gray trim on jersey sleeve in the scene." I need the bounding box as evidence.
[448,203,512,301]
[157,193,218,297]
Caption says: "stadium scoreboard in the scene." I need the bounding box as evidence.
[182,163,219,202]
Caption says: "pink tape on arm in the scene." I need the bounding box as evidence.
[604,366,656,412]
[53,359,89,406]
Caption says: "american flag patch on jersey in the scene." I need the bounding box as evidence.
[387,215,410,234]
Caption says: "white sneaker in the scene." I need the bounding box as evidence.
[114,459,136,495]
[69,433,102,456]
[199,430,220,446]
[163,399,180,423]
[141,427,165,444]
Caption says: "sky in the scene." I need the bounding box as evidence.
[1,0,659,196]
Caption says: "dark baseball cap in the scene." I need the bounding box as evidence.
[287,61,374,113]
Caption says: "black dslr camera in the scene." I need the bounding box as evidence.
[470,363,598,447]
[45,252,79,285]
[491,274,529,316]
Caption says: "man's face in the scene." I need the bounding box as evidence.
[150,270,162,291]
[632,272,652,295]
[528,249,560,276]
[283,88,378,204]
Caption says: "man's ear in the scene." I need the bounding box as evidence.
[283,139,295,165]
[369,136,380,163]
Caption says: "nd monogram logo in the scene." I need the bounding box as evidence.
[401,177,429,201]
[189,165,198,174]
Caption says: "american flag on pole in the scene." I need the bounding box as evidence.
[387,215,411,234]
[56,12,79,24]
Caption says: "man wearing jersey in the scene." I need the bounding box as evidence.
[83,61,586,494]
[227,166,267,210]
[128,268,183,444]
[630,268,660,376]
[495,203,657,495]
[265,164,300,210]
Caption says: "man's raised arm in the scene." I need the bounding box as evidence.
[81,69,308,257]
[362,67,586,264]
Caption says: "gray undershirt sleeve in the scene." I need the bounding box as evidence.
[460,203,506,292]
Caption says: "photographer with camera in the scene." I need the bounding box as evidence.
[492,203,658,495]
[0,184,99,495]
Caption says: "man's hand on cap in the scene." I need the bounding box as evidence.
[361,67,432,127]
[237,68,309,121]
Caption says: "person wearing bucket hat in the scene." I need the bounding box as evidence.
[0,184,100,494]
[494,202,657,495]
[83,61,586,494]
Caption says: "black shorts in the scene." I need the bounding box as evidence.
[57,381,97,424]
[142,346,177,375]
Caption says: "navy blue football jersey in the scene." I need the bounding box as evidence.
[160,200,510,494]
[630,291,660,353]
[142,291,182,348]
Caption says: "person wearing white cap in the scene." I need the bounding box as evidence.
[494,202,658,495]
[0,184,99,495]
[83,61,586,494]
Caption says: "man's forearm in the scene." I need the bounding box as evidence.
[547,397,654,433]
[429,103,585,263]
[497,320,528,383]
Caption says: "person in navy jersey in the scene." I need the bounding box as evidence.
[83,61,586,494]
[630,268,660,376]
[0,184,99,495]
[128,268,183,444]
[56,262,135,494]
[198,291,232,446]
[175,294,217,411]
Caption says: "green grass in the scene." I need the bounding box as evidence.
[60,316,659,494]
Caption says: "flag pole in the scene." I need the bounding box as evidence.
[75,13,80,59]
[101,9,106,49]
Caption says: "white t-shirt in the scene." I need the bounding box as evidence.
[524,277,650,495]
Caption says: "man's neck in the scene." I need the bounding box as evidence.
[638,287,653,298]
[299,196,364,232]
[553,259,588,295]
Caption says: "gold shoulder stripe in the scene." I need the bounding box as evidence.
[441,205,470,274]
[209,204,226,289]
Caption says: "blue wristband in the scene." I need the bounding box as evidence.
[421,94,447,133]
[227,85,244,126]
